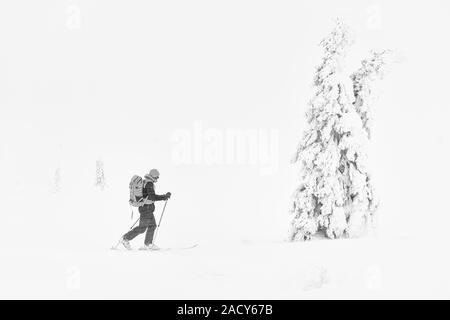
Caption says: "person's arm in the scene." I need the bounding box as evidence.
[144,182,168,202]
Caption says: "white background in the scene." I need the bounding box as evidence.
[0,0,449,299]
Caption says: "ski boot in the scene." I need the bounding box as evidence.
[119,237,132,250]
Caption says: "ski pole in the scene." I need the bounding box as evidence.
[130,204,134,220]
[111,216,140,250]
[129,217,140,230]
[152,199,168,243]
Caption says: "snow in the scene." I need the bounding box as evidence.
[1,183,449,299]
[2,179,447,299]
[1,236,449,299]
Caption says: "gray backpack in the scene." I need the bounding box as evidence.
[129,175,146,207]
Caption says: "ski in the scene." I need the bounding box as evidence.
[111,244,198,251]
[149,244,199,251]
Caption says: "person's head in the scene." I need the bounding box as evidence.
[144,169,160,183]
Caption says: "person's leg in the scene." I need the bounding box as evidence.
[123,208,151,241]
[144,206,157,246]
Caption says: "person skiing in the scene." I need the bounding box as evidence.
[119,169,171,250]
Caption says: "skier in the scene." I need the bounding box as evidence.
[119,169,171,250]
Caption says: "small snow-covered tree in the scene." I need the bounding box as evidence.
[52,166,62,193]
[289,21,379,241]
[94,158,106,190]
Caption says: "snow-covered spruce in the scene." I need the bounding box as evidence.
[289,21,387,241]
[94,158,106,190]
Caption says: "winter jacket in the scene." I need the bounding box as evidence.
[142,181,166,204]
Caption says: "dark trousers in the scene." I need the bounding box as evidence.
[123,204,157,245]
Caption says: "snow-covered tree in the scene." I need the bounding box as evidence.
[289,21,379,241]
[94,158,106,190]
[51,166,61,194]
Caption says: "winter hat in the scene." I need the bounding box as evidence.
[144,169,160,182]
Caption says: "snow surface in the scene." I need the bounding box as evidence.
[1,236,449,299]
[1,180,449,299]
[1,184,449,299]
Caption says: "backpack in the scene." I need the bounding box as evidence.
[129,175,146,207]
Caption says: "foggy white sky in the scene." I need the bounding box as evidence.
[0,0,449,246]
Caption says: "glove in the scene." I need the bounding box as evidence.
[165,192,172,200]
